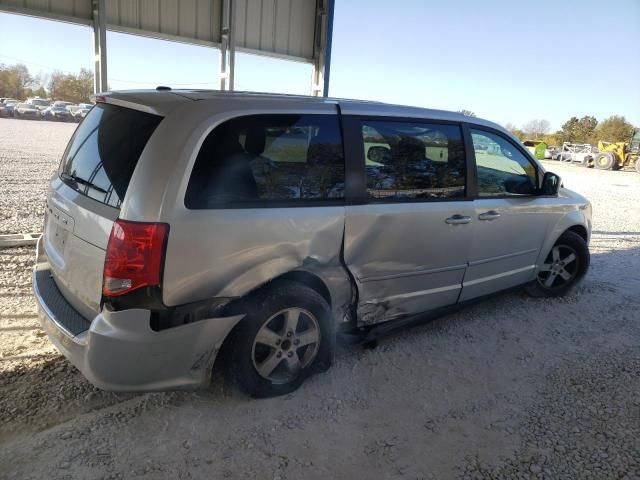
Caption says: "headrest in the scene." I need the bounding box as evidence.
[397,136,424,161]
[245,127,266,156]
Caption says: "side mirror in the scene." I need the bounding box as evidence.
[540,171,562,196]
[367,145,392,164]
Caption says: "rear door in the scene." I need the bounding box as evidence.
[44,103,162,319]
[342,116,473,325]
[459,127,551,301]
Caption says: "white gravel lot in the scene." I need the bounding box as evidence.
[0,118,639,480]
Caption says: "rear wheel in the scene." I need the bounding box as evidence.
[594,152,614,170]
[222,281,334,398]
[526,231,590,298]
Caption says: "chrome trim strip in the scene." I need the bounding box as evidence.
[468,248,538,267]
[463,265,535,287]
[369,283,461,304]
[359,263,467,283]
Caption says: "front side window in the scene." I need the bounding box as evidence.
[361,120,466,200]
[185,114,344,208]
[471,129,537,196]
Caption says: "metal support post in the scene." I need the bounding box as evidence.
[92,0,108,93]
[219,0,235,91]
[311,0,334,97]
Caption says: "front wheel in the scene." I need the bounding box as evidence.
[594,152,614,170]
[222,281,334,398]
[526,231,590,298]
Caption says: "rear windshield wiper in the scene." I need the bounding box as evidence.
[60,172,108,194]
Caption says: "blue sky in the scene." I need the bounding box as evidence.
[0,0,638,130]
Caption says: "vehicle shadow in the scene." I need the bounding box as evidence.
[0,351,141,442]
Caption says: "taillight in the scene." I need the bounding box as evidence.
[102,219,169,297]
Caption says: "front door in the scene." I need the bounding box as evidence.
[460,128,551,301]
[343,117,473,325]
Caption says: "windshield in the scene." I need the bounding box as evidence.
[31,99,49,106]
[59,103,162,208]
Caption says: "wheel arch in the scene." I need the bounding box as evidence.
[222,265,354,323]
[535,210,590,270]
[270,270,333,307]
[567,224,588,243]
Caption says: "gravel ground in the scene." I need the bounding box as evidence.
[0,118,639,480]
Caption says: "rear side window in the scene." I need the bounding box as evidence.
[185,114,344,208]
[59,104,162,208]
[362,120,466,200]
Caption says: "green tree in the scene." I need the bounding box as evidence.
[542,132,563,146]
[48,68,94,103]
[595,115,635,143]
[576,116,598,143]
[0,63,34,99]
[560,117,580,142]
[560,116,598,143]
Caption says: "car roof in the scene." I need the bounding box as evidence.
[96,89,509,134]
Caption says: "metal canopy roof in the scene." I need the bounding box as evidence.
[0,0,334,95]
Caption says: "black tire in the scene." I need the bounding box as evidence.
[594,153,614,170]
[526,230,590,298]
[221,280,334,398]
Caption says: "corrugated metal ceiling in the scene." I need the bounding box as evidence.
[0,0,318,62]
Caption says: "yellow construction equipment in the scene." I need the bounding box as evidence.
[590,128,640,173]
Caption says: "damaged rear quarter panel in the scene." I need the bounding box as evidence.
[162,207,349,313]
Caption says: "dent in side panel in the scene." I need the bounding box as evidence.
[344,203,473,326]
[162,206,347,309]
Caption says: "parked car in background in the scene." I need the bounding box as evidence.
[14,103,41,120]
[27,98,51,111]
[0,104,10,118]
[1,98,19,105]
[68,103,93,122]
[52,101,74,108]
[4,101,18,117]
[42,105,73,122]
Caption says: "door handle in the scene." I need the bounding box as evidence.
[445,214,472,225]
[478,210,501,221]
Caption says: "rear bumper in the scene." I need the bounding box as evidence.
[33,238,243,392]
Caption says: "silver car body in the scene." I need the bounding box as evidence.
[33,90,592,391]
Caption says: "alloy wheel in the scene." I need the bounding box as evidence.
[537,245,579,289]
[251,308,321,384]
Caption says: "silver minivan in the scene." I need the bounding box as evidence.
[33,90,591,397]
